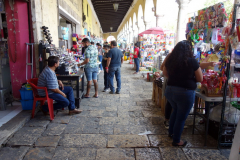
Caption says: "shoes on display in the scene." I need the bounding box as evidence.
[103,88,110,92]
[69,109,82,115]
[164,120,169,129]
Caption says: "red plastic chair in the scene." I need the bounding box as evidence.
[27,78,54,120]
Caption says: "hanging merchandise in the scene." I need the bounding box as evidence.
[138,28,174,73]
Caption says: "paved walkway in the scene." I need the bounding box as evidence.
[0,62,230,160]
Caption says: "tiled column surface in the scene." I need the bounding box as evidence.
[0,62,230,160]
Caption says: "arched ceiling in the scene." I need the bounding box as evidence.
[91,0,134,33]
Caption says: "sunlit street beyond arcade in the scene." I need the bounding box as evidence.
[0,0,240,159]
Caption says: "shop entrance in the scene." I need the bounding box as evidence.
[59,15,76,50]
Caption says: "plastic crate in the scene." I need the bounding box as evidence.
[19,88,33,100]
[20,100,38,110]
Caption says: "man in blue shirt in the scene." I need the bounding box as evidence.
[38,56,82,115]
[105,41,123,94]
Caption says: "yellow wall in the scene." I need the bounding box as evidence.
[64,0,82,21]
[41,0,59,47]
[82,0,101,37]
[103,32,118,41]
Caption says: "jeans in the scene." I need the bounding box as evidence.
[165,86,195,143]
[104,68,109,89]
[98,55,103,70]
[134,58,140,72]
[165,101,172,120]
[108,66,121,92]
[84,67,98,81]
[42,86,75,112]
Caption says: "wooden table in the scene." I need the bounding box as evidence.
[57,70,85,108]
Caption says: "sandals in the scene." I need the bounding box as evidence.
[83,95,90,98]
[93,95,98,98]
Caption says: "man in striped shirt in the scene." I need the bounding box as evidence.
[38,56,82,115]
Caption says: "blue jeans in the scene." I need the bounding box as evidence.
[104,68,109,89]
[42,86,75,112]
[134,58,140,72]
[84,67,98,81]
[165,86,195,143]
[165,101,172,120]
[108,66,121,92]
[98,55,103,70]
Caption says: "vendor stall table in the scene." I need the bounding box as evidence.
[57,71,85,108]
[192,92,240,147]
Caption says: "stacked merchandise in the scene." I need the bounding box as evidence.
[139,32,174,72]
[72,34,79,50]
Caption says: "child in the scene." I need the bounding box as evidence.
[102,45,110,92]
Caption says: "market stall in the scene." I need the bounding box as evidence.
[185,3,240,148]
[138,27,175,74]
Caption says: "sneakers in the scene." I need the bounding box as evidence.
[109,91,115,94]
[164,121,169,129]
[69,109,82,115]
[102,88,110,92]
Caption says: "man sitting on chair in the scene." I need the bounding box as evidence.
[38,56,82,115]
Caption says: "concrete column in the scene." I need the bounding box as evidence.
[156,15,164,27]
[176,0,191,43]
[144,21,152,30]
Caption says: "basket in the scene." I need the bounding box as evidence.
[20,100,38,110]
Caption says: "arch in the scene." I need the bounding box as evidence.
[144,0,155,29]
[133,12,137,31]
[129,17,132,31]
[129,17,133,43]
[107,36,116,43]
[137,5,144,33]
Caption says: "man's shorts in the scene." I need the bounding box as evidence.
[84,67,98,81]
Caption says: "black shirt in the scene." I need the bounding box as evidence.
[167,58,199,90]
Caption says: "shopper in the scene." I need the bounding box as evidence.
[106,41,124,94]
[91,42,95,46]
[97,43,103,71]
[38,56,82,115]
[163,40,203,146]
[133,43,140,74]
[79,38,99,98]
[102,45,110,92]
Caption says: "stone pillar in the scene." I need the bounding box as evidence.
[176,0,191,43]
[156,15,164,27]
[144,21,152,30]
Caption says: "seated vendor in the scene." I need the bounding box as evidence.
[38,56,82,115]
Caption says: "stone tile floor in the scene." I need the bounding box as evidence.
[0,62,231,160]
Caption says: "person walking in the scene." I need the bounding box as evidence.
[79,38,99,98]
[105,41,124,94]
[97,43,103,71]
[163,40,203,146]
[133,43,140,74]
[102,45,110,92]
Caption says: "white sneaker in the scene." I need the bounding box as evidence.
[102,88,109,92]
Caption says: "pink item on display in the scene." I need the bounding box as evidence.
[138,27,165,36]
